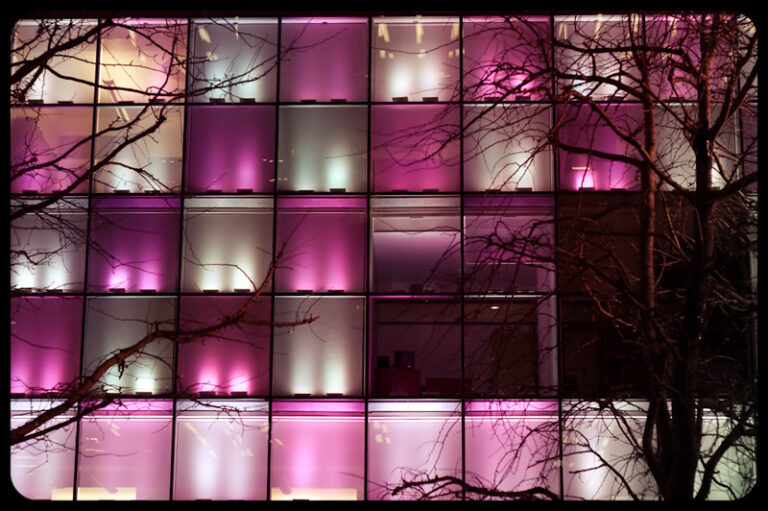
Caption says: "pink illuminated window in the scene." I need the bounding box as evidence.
[178,296,271,397]
[275,197,366,293]
[11,107,93,194]
[11,400,77,500]
[173,400,269,500]
[464,400,561,498]
[464,298,558,397]
[11,297,83,396]
[367,400,463,500]
[11,19,97,104]
[189,18,277,103]
[371,105,460,192]
[464,195,555,293]
[371,298,461,398]
[181,197,273,293]
[273,296,364,397]
[371,196,461,293]
[463,17,551,101]
[463,105,553,192]
[277,106,367,193]
[742,105,758,192]
[76,400,173,500]
[556,104,642,191]
[83,297,175,395]
[98,19,187,104]
[270,400,365,500]
[186,105,275,193]
[93,105,184,193]
[372,17,460,102]
[11,197,88,292]
[280,18,368,102]
[87,196,180,293]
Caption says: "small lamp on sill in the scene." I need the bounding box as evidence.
[149,98,165,104]
[325,392,344,397]
[422,96,439,103]
[300,99,317,103]
[229,391,248,397]
[239,97,256,104]
[27,99,44,105]
[203,289,220,294]
[139,288,157,294]
[134,391,153,397]
[207,188,223,194]
[327,289,345,294]
[293,393,312,397]
[209,98,226,105]
[113,189,131,194]
[296,289,314,294]
[392,96,408,103]
[108,287,126,294]
[329,187,346,194]
[198,390,218,397]
[233,288,252,294]
[236,188,254,194]
[21,189,38,195]
[57,100,74,105]
[516,186,533,192]
[297,189,315,193]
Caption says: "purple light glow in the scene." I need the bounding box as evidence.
[280,20,368,102]
[88,197,181,293]
[178,296,271,396]
[186,106,276,193]
[11,297,83,395]
[276,197,366,293]
[371,105,460,192]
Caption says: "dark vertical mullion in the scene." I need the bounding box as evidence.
[458,14,467,503]
[71,17,105,501]
[167,16,194,501]
[363,15,373,503]
[266,15,282,502]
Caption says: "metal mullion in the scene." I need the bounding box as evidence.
[363,14,373,503]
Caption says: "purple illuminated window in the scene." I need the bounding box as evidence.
[178,296,271,397]
[11,107,93,194]
[273,296,364,397]
[275,197,366,293]
[464,195,555,293]
[270,400,365,500]
[11,19,97,104]
[464,400,561,498]
[742,105,758,192]
[93,105,184,193]
[11,197,88,292]
[371,298,461,398]
[87,196,180,294]
[11,297,83,396]
[181,197,273,293]
[280,18,368,102]
[372,17,460,102]
[463,16,551,101]
[186,105,275,193]
[371,105,460,192]
[76,400,173,500]
[278,106,368,193]
[83,297,176,395]
[556,104,642,191]
[189,18,278,103]
[11,400,77,500]
[367,400,463,500]
[173,400,269,500]
[98,19,187,104]
[371,196,461,293]
[464,298,558,397]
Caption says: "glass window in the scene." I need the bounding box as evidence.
[173,400,269,500]
[464,196,555,294]
[93,105,184,193]
[11,399,77,500]
[98,19,187,104]
[83,296,175,395]
[275,197,366,293]
[76,400,173,500]
[371,105,460,192]
[270,400,365,500]
[189,18,278,103]
[742,103,758,192]
[280,18,369,102]
[87,196,180,293]
[463,16,551,101]
[372,17,460,102]
[370,298,461,398]
[185,105,275,193]
[177,296,271,397]
[277,106,368,193]
[11,297,83,396]
[464,400,561,498]
[11,106,93,194]
[181,197,273,293]
[273,296,364,397]
[367,400,463,500]
[11,197,88,292]
[11,19,98,104]
[371,196,461,293]
[463,105,552,192]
